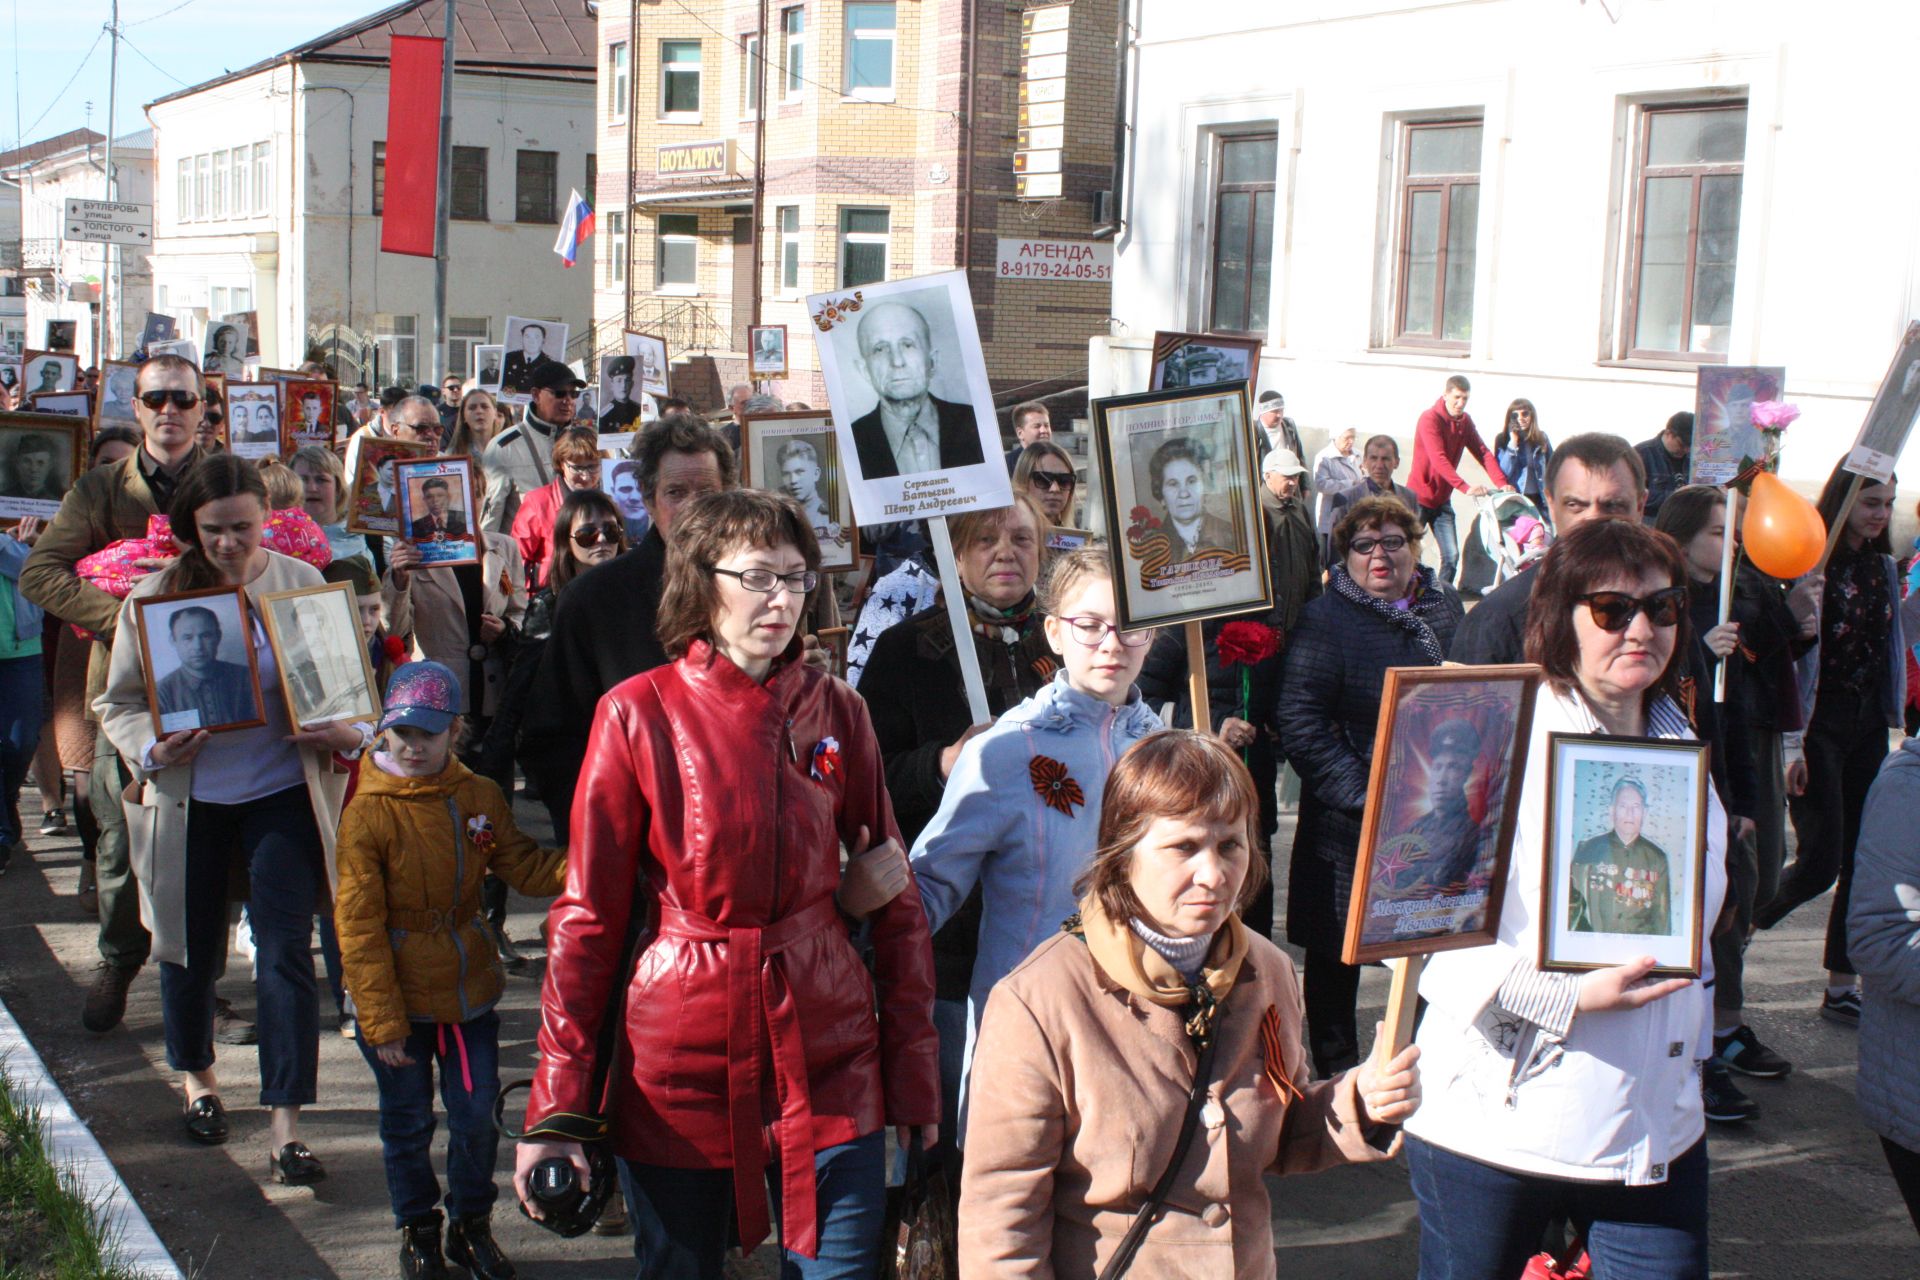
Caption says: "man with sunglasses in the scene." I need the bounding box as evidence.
[480,362,586,535]
[21,355,213,1035]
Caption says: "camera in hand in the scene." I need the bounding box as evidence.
[517,1149,614,1238]
[530,1157,583,1214]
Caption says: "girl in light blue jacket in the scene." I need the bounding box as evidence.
[910,546,1161,1137]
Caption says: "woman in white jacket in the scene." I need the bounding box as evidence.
[1404,518,1727,1279]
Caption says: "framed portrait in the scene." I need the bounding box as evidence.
[0,360,19,395]
[1046,526,1093,553]
[1847,319,1920,484]
[624,330,669,399]
[28,392,90,419]
[227,311,261,357]
[140,312,178,350]
[748,324,788,379]
[0,413,85,522]
[146,337,199,367]
[202,319,250,380]
[472,343,505,394]
[44,319,77,352]
[22,350,78,397]
[396,455,480,566]
[501,316,571,403]
[131,584,267,737]
[816,625,850,679]
[598,351,647,435]
[1691,365,1784,487]
[201,373,230,451]
[96,360,142,431]
[225,382,284,460]
[259,582,381,728]
[283,380,337,452]
[600,456,651,539]
[806,269,1012,526]
[1541,733,1711,978]
[742,410,858,573]
[1343,664,1544,965]
[345,436,436,536]
[1148,331,1263,393]
[1091,381,1271,630]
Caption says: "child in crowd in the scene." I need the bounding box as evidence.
[334,661,566,1280]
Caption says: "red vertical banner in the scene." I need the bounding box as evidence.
[381,35,445,258]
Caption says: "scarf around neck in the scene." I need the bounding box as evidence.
[966,590,1037,646]
[1077,898,1248,1014]
[1328,562,1447,664]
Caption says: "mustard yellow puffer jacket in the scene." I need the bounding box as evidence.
[334,754,566,1047]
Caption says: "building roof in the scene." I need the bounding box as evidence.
[0,128,103,173]
[147,0,598,109]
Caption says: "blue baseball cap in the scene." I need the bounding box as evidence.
[378,661,461,734]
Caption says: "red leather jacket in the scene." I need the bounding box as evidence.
[529,638,940,1257]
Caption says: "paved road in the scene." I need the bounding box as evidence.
[1,786,1913,1278]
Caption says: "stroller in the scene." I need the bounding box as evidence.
[1455,491,1551,596]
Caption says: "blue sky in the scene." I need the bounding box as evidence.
[11,0,384,148]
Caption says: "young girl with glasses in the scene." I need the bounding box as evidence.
[909,544,1163,1141]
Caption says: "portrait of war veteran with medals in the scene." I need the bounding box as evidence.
[1570,776,1673,935]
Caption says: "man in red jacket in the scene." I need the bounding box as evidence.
[1409,374,1510,585]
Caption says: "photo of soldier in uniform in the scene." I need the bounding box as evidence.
[749,324,787,378]
[396,456,481,566]
[625,331,669,399]
[1568,777,1673,936]
[598,354,644,431]
[133,588,266,736]
[285,381,335,450]
[345,436,435,536]
[502,317,568,398]
[741,412,858,572]
[22,351,78,396]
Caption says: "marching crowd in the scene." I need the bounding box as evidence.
[0,351,1917,1280]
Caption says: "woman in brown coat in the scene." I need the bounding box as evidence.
[960,731,1422,1278]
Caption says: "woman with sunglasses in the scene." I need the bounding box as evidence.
[1493,398,1552,509]
[1403,518,1728,1279]
[1276,494,1462,1077]
[908,545,1161,1139]
[516,489,938,1273]
[1012,441,1079,526]
[509,427,602,592]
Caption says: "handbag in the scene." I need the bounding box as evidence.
[878,1134,957,1280]
[1521,1234,1591,1279]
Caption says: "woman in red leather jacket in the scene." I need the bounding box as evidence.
[515,488,940,1275]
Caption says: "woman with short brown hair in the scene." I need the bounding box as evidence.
[510,426,603,590]
[962,729,1419,1276]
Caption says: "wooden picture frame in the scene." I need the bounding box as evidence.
[0,412,86,525]
[1540,732,1711,978]
[131,583,268,737]
[1148,331,1263,393]
[625,330,670,400]
[259,582,382,729]
[345,436,437,536]
[95,360,142,433]
[1343,664,1543,965]
[283,380,338,453]
[27,392,90,420]
[748,324,789,380]
[395,454,481,566]
[225,381,284,460]
[741,410,859,573]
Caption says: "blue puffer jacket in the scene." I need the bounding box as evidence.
[1849,736,1920,1153]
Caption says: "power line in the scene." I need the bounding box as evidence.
[127,0,198,26]
[15,27,104,144]
[118,31,190,88]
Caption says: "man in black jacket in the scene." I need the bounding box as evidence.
[1636,411,1693,523]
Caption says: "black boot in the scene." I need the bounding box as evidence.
[445,1212,516,1280]
[399,1211,450,1280]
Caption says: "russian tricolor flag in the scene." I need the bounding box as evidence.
[553,189,595,267]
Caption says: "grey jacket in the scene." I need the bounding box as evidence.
[1849,736,1920,1152]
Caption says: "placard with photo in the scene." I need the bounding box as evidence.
[283,381,337,451]
[0,413,85,521]
[749,324,788,380]
[203,319,250,379]
[598,352,648,432]
[132,584,267,736]
[1847,320,1920,484]
[346,436,437,536]
[140,313,178,351]
[1692,365,1784,487]
[146,338,200,367]
[225,382,284,459]
[625,331,669,400]
[502,316,570,402]
[0,360,20,396]
[44,319,76,352]
[28,392,90,419]
[260,582,382,728]
[807,270,1011,526]
[22,350,78,397]
[1541,733,1710,977]
[396,455,480,566]
[96,360,141,431]
[1149,332,1263,392]
[742,410,858,573]
[601,456,651,540]
[1091,381,1271,630]
[472,343,505,394]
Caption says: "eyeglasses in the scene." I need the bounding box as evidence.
[1029,470,1076,492]
[570,523,622,547]
[1348,534,1409,556]
[1576,587,1689,633]
[544,388,581,400]
[138,389,200,410]
[714,566,819,594]
[561,463,600,477]
[1058,616,1153,648]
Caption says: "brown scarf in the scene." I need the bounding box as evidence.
[1077,898,1249,1012]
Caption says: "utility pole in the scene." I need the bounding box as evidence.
[97,0,119,365]
[430,0,455,384]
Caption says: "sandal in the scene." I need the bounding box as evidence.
[270,1140,327,1186]
[183,1095,227,1145]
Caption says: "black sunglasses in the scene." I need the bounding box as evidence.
[1029,470,1075,491]
[570,523,623,547]
[1577,587,1689,633]
[138,389,200,410]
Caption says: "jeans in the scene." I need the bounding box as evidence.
[159,785,324,1105]
[358,1011,502,1226]
[619,1131,886,1279]
[1408,1136,1709,1280]
[1420,502,1460,584]
[932,997,967,1150]
[90,725,149,967]
[0,655,42,849]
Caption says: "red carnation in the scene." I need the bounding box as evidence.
[383,635,409,663]
[1217,620,1280,668]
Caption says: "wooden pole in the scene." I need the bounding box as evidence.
[1381,952,1428,1060]
[929,515,991,722]
[1815,473,1865,575]
[1713,484,1737,703]
[1183,618,1211,732]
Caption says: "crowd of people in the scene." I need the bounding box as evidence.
[0,349,1917,1280]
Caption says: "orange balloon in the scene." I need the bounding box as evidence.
[1742,471,1826,579]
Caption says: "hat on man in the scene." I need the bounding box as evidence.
[378,661,461,734]
[1429,718,1483,761]
[1261,447,1307,477]
[531,362,588,394]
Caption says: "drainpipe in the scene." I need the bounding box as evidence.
[957,0,978,275]
[750,0,768,342]
[622,0,639,329]
[1090,0,1133,240]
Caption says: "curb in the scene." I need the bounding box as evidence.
[0,996,184,1280]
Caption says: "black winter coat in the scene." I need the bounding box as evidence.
[1275,577,1463,954]
[1135,617,1281,734]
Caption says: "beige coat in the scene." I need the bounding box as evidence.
[961,930,1395,1279]
[95,552,351,968]
[380,531,527,716]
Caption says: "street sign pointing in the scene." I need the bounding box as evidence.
[63,198,153,247]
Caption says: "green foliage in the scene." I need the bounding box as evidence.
[0,1058,144,1280]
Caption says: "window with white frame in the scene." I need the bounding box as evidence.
[657,214,699,288]
[176,159,191,223]
[1393,119,1481,348]
[229,149,249,216]
[778,205,801,292]
[607,212,627,285]
[252,143,271,215]
[781,7,805,100]
[838,207,888,287]
[211,149,227,219]
[843,3,895,99]
[609,41,630,122]
[1625,101,1748,361]
[661,41,702,119]
[449,317,490,382]
[742,34,762,116]
[376,313,418,390]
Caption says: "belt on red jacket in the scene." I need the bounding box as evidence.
[653,895,841,1259]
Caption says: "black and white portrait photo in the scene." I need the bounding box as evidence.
[22,350,78,397]
[203,321,250,380]
[1148,332,1263,393]
[624,331,669,399]
[502,317,569,398]
[97,361,141,429]
[602,457,652,541]
[146,338,200,368]
[134,587,266,736]
[1145,436,1245,563]
[44,319,76,352]
[749,324,788,379]
[140,312,178,351]
[0,417,81,519]
[473,344,505,394]
[742,412,857,573]
[225,383,283,459]
[598,353,645,431]
[261,584,381,727]
[0,361,19,393]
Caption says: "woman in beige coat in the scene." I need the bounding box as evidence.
[961,731,1422,1279]
[98,456,366,1186]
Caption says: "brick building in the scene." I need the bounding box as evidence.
[591,0,1117,419]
